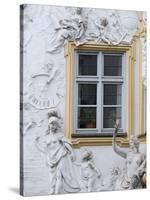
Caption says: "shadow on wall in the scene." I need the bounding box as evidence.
[8,187,19,194]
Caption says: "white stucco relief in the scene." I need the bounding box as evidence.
[138,12,147,87]
[21,5,146,195]
[26,61,64,110]
[46,7,88,53]
[74,148,104,192]
[45,8,139,54]
[112,121,146,189]
[35,109,81,194]
[34,110,146,193]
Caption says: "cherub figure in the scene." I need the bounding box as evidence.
[75,149,103,192]
[94,17,111,44]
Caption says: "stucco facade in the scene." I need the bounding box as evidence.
[20,4,147,196]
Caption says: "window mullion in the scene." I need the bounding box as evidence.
[97,52,102,132]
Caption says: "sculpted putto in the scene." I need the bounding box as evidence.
[75,149,103,192]
[35,109,80,194]
[94,15,127,45]
[112,120,146,189]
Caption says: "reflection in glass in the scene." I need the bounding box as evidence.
[78,84,97,105]
[78,107,96,128]
[103,107,121,128]
[79,54,97,76]
[104,84,122,105]
[104,55,122,76]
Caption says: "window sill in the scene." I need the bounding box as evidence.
[70,133,146,148]
[72,132,126,138]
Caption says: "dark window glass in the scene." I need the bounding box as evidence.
[103,107,121,128]
[104,84,122,105]
[79,54,97,76]
[78,84,97,105]
[78,107,96,128]
[104,55,122,76]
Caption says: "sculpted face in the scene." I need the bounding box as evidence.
[49,117,60,133]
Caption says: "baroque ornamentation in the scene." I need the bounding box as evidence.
[112,121,146,190]
[74,149,103,192]
[93,14,128,45]
[21,101,44,135]
[27,61,63,109]
[35,109,80,194]
[46,9,139,54]
[108,167,122,190]
[46,7,88,53]
[138,12,147,86]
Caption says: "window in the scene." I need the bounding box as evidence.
[75,52,124,136]
[64,42,136,147]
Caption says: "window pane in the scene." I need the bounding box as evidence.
[104,84,122,105]
[104,55,122,76]
[78,84,97,105]
[79,54,97,76]
[78,107,96,128]
[103,107,121,128]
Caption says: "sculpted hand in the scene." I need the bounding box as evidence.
[114,119,120,136]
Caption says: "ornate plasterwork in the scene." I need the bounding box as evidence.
[141,37,147,87]
[21,101,45,135]
[35,109,106,194]
[112,122,146,189]
[138,12,147,87]
[74,148,103,192]
[90,12,128,45]
[34,110,146,194]
[108,167,122,190]
[46,8,88,53]
[46,9,138,54]
[21,5,146,195]
[35,109,81,194]
[26,61,64,110]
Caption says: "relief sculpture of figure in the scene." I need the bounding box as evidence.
[35,109,80,194]
[46,8,87,53]
[94,15,127,45]
[74,149,103,192]
[112,120,146,190]
[46,18,75,53]
[94,17,111,44]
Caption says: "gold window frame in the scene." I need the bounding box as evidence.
[64,41,146,148]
